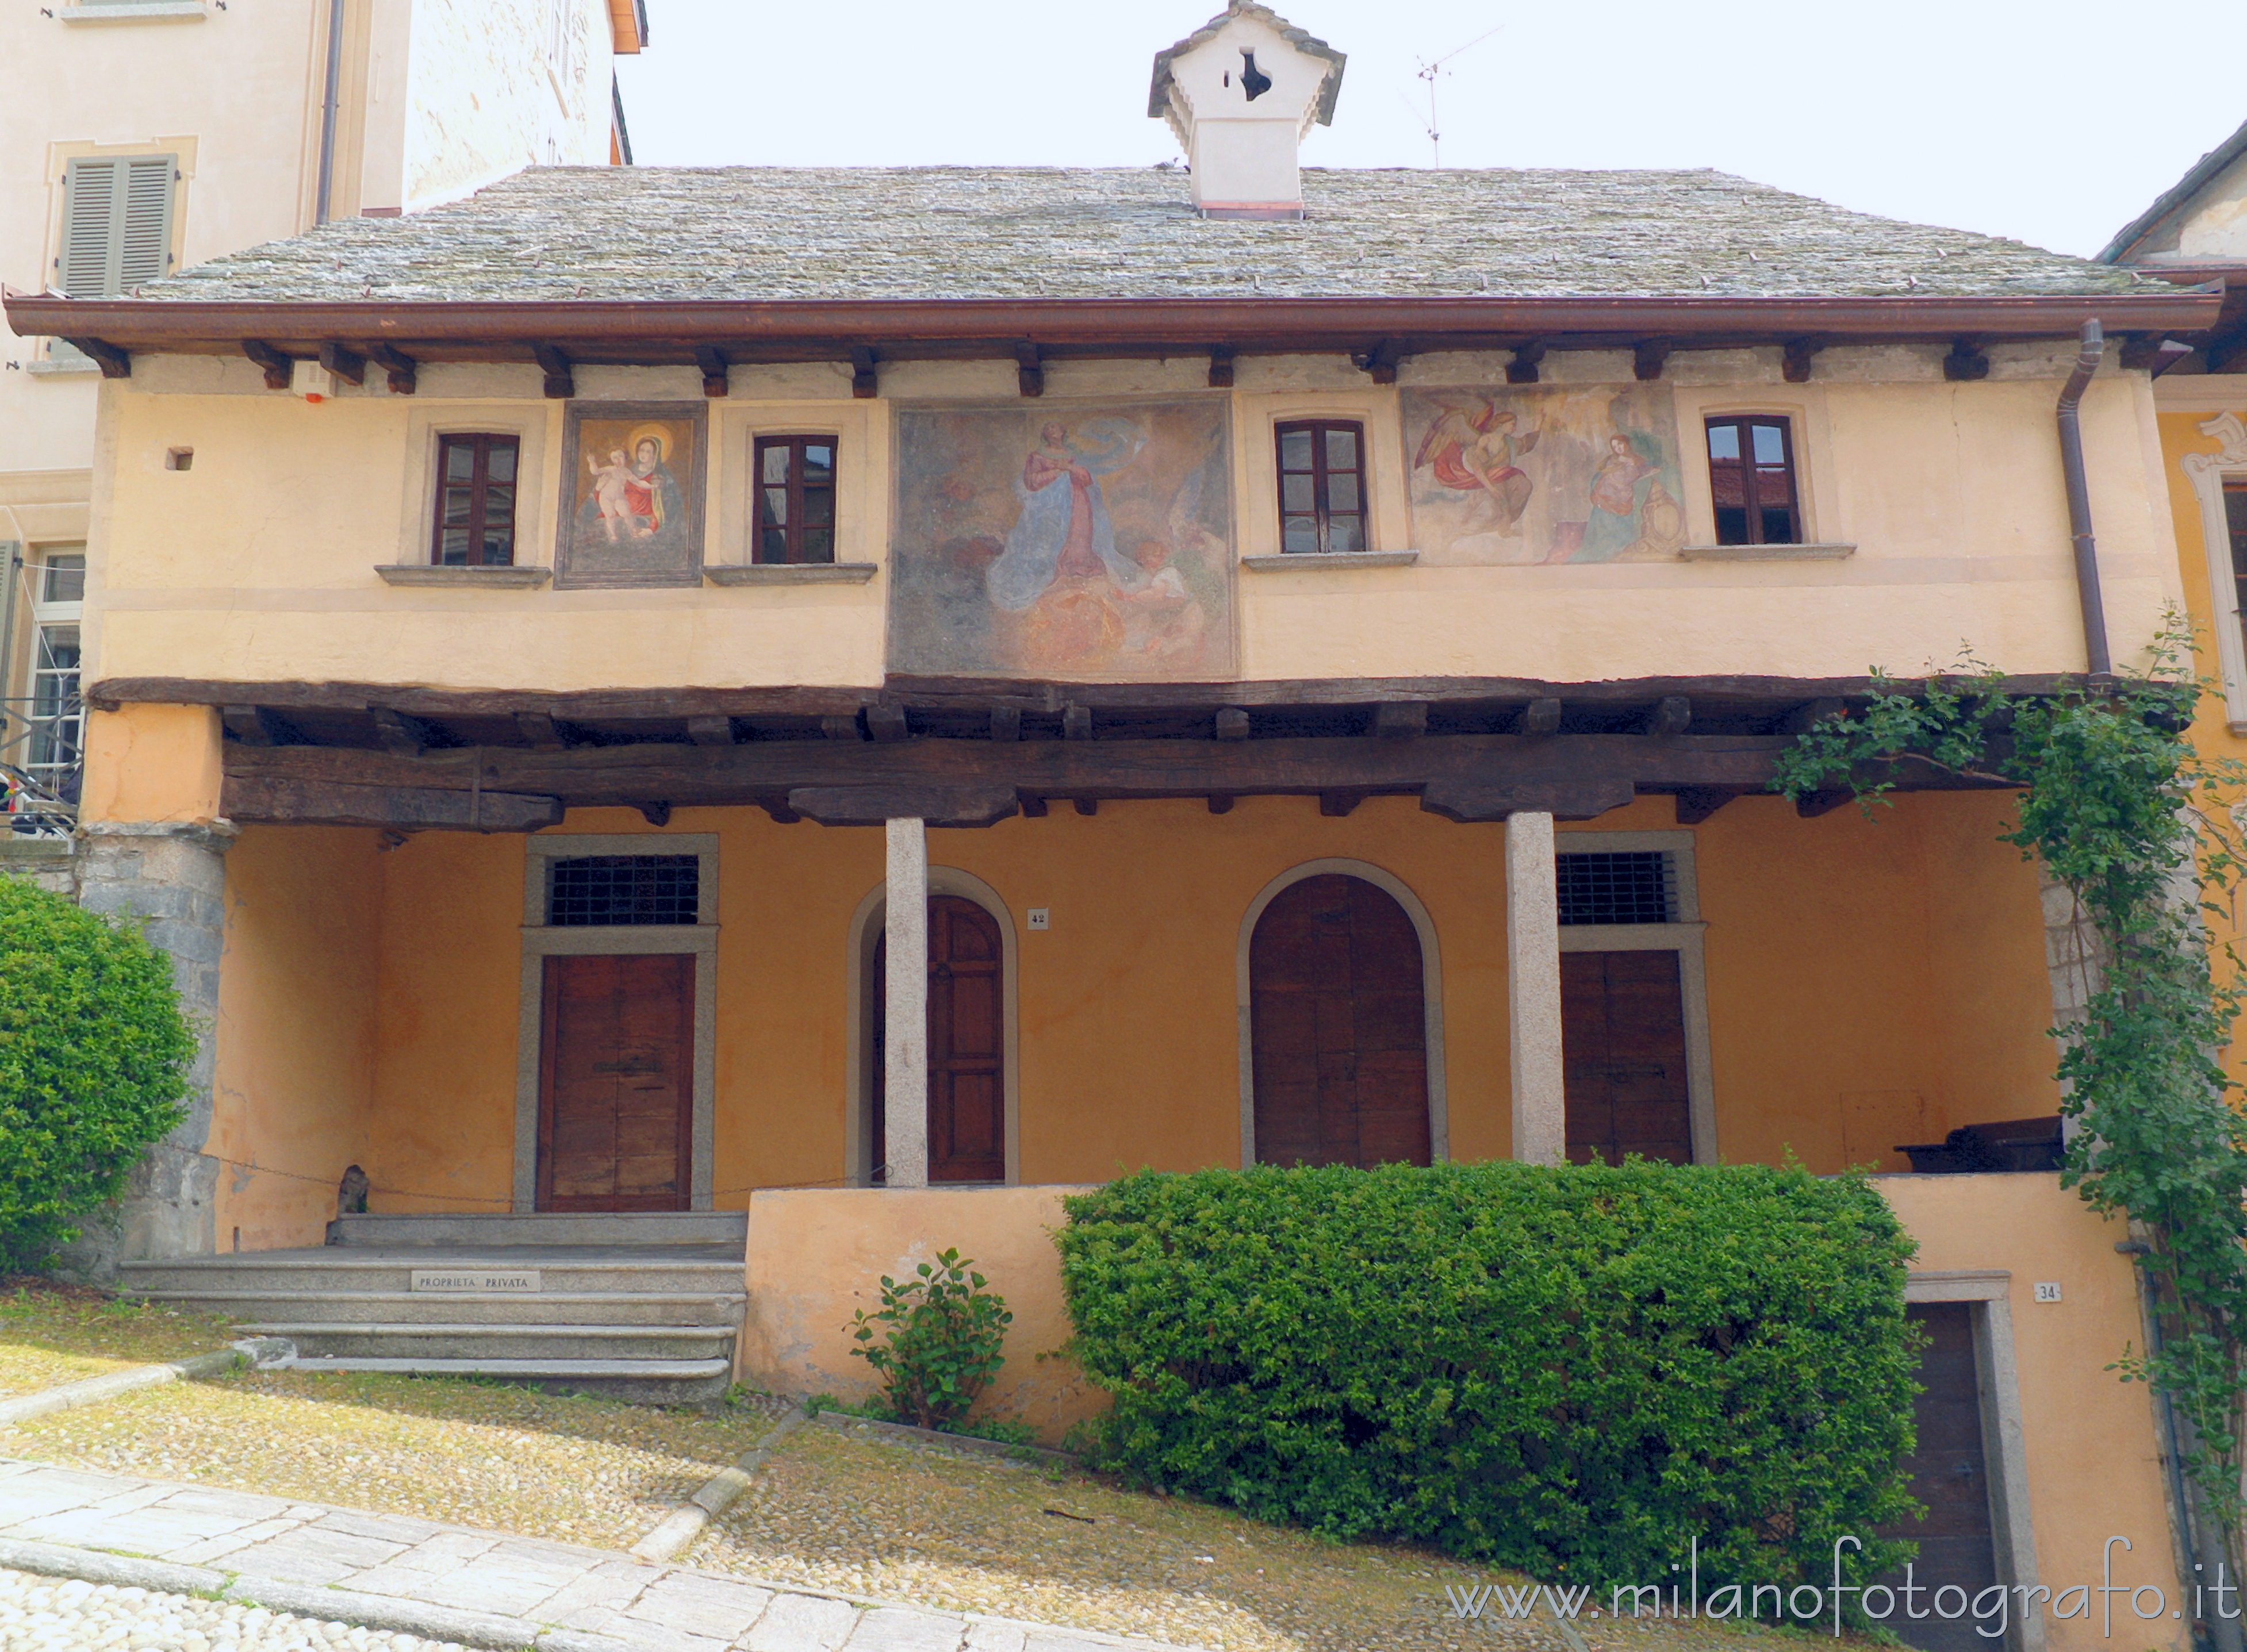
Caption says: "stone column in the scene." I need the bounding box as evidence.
[63,820,237,1274]
[883,817,929,1189]
[1505,810,1567,1165]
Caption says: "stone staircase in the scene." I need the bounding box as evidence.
[117,1212,748,1405]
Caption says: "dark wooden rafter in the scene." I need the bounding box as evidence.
[1372,701,1427,739]
[1207,794,1234,815]
[1019,795,1050,817]
[693,345,728,397]
[1782,337,1824,383]
[531,343,574,398]
[1214,707,1250,741]
[1319,790,1366,817]
[865,704,910,743]
[1207,345,1235,388]
[2206,325,2247,375]
[242,340,294,391]
[367,344,416,395]
[1672,785,1744,825]
[1778,696,1849,734]
[821,713,865,742]
[2119,333,2170,371]
[638,801,672,826]
[687,714,735,746]
[61,337,130,378]
[370,706,435,755]
[850,347,879,399]
[989,704,1022,742]
[1506,341,1546,385]
[1943,337,1990,382]
[227,775,559,832]
[1014,342,1044,398]
[1516,697,1563,735]
[221,704,293,746]
[1632,339,1671,381]
[1354,339,1404,385]
[317,343,366,386]
[1062,704,1092,741]
[515,710,566,750]
[1639,696,1692,738]
[1795,789,1856,819]
[1073,797,1099,816]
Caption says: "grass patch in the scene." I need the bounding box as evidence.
[0,1279,239,1399]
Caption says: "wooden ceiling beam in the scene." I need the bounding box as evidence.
[317,342,366,386]
[531,343,574,398]
[241,340,294,391]
[366,343,416,394]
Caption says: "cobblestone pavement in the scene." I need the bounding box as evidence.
[0,1566,469,1650]
[0,1456,1199,1652]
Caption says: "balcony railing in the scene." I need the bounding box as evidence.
[1,689,82,840]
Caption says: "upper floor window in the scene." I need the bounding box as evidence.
[431,435,519,566]
[1276,420,1367,554]
[1705,416,1802,547]
[57,155,175,298]
[755,436,837,564]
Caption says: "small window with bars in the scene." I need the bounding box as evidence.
[431,434,519,566]
[546,855,700,927]
[1555,851,1675,926]
[1705,415,1803,547]
[754,435,838,564]
[1276,420,1367,554]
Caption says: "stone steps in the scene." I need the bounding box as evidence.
[119,1250,745,1298]
[325,1212,748,1248]
[138,1289,745,1327]
[238,1321,737,1362]
[278,1354,735,1405]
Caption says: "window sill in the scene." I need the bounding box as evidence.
[25,357,98,376]
[1678,543,1855,562]
[1241,550,1419,572]
[60,1,207,20]
[704,562,877,586]
[374,564,553,588]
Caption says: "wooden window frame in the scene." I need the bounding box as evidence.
[1704,414,1804,547]
[1274,419,1369,555]
[753,434,839,565]
[430,433,520,567]
[2226,480,2247,638]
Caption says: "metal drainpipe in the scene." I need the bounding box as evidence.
[2056,318,2112,676]
[314,0,346,226]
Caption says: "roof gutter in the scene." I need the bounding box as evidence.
[2055,319,2111,677]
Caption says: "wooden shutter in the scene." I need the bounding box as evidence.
[59,155,175,298]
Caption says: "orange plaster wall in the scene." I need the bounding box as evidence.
[1878,1174,2185,1652]
[77,703,223,825]
[210,824,384,1251]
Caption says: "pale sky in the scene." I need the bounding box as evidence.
[612,0,2247,262]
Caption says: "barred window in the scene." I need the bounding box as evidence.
[1555,852,1673,927]
[546,855,699,927]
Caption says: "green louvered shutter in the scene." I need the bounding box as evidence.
[58,155,175,297]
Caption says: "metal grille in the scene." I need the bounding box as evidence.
[546,855,699,927]
[1555,851,1673,926]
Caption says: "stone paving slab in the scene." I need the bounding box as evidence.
[0,1454,1205,1652]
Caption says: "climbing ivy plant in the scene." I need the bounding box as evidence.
[1772,629,2247,1565]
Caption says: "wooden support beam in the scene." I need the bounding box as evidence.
[367,345,416,395]
[1673,785,1742,825]
[822,713,865,742]
[865,704,910,743]
[1373,701,1428,739]
[1420,776,1636,823]
[60,337,129,379]
[1778,696,1849,735]
[221,704,290,746]
[1207,794,1234,815]
[1632,340,1671,382]
[242,341,294,391]
[638,801,673,827]
[1319,790,1365,817]
[1214,707,1250,741]
[1014,343,1043,398]
[515,710,566,750]
[1795,788,1855,819]
[1019,794,1049,817]
[687,715,735,747]
[988,705,1022,743]
[1062,704,1092,741]
[1516,697,1563,736]
[1943,338,1989,382]
[694,346,728,398]
[1355,339,1404,385]
[2119,333,2170,372]
[1640,695,1692,739]
[787,784,1020,828]
[850,347,879,399]
[225,775,561,832]
[370,707,435,756]
[761,798,801,824]
[1073,797,1099,816]
[1207,345,1235,389]
[531,344,574,399]
[1506,341,1546,385]
[317,343,366,387]
[1782,337,1824,383]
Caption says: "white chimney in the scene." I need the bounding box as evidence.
[1148,2,1345,221]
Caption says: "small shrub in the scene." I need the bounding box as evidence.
[0,877,196,1270]
[1058,1160,1920,1595]
[848,1247,1014,1430]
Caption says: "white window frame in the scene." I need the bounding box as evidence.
[22,547,85,798]
[2183,412,2247,729]
[1553,827,1717,1165]
[513,833,719,1213]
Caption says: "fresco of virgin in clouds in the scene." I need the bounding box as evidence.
[889,399,1234,681]
[1405,384,1685,565]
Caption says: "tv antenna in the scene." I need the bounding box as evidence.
[1410,21,1505,167]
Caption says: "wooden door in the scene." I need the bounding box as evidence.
[1250,874,1431,1168]
[536,953,693,1211]
[1562,950,1693,1165]
[871,896,1007,1184]
[1874,1303,2000,1652]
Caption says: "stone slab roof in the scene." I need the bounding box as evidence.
[138,164,2151,305]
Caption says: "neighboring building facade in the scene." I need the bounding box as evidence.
[5,9,2222,1645]
[0,0,645,839]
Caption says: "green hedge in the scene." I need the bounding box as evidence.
[0,876,195,1270]
[1057,1161,1920,1589]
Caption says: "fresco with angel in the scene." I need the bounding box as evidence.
[888,399,1234,680]
[1403,383,1686,564]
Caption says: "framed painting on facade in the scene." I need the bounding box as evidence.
[1402,384,1685,564]
[887,398,1234,682]
[554,402,707,588]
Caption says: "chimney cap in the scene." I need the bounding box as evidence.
[1147,1,1345,128]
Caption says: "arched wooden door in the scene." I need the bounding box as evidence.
[872,896,1007,1183]
[1249,873,1431,1167]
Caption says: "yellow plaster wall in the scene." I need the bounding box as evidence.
[209,824,384,1251]
[78,703,223,825]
